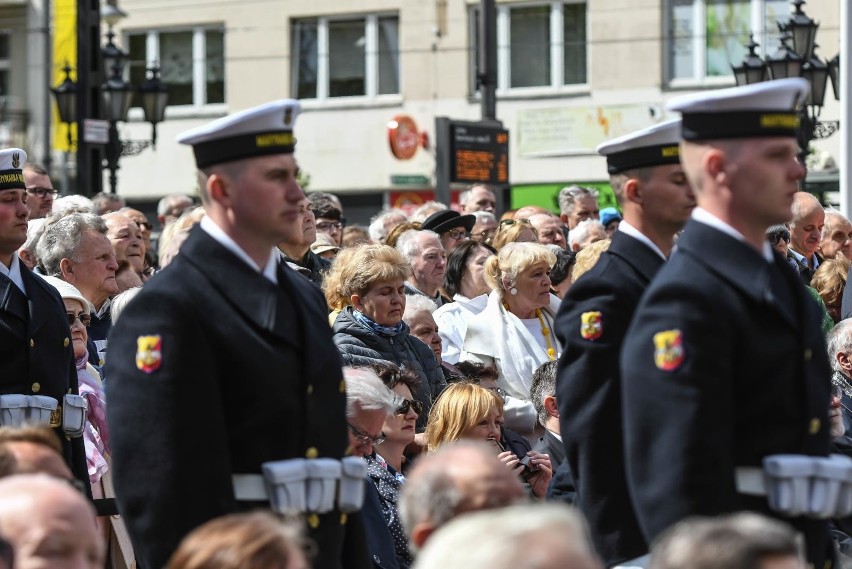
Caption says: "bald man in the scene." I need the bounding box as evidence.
[788,191,824,284]
[398,441,525,553]
[0,474,104,569]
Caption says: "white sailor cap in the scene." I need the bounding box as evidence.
[177,99,300,168]
[666,77,808,141]
[596,119,681,175]
[0,148,26,191]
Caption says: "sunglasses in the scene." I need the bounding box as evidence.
[395,399,423,416]
[499,218,532,228]
[447,228,471,240]
[768,231,790,246]
[487,386,508,403]
[347,422,386,446]
[66,311,91,327]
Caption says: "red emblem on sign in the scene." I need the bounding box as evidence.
[388,115,420,160]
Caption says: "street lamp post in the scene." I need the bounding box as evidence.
[732,0,839,167]
[51,2,168,195]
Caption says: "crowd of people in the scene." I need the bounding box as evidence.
[0,77,850,569]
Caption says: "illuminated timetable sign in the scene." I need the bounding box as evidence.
[449,122,509,185]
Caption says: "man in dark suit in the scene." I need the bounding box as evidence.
[529,361,564,466]
[0,148,87,486]
[554,119,695,566]
[621,78,835,569]
[787,191,824,285]
[106,101,370,569]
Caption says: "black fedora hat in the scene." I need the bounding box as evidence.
[421,210,476,234]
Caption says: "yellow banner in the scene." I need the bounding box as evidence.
[52,0,77,151]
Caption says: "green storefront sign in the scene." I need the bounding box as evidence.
[510,182,618,214]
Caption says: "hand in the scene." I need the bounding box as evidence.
[830,396,845,439]
[498,451,525,476]
[523,451,553,499]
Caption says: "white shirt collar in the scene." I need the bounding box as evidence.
[617,220,667,261]
[691,208,774,263]
[200,217,278,284]
[0,253,26,295]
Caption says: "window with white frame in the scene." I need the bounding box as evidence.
[127,27,225,107]
[470,2,586,95]
[291,15,400,100]
[667,0,790,83]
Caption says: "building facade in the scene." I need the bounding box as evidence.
[0,0,843,220]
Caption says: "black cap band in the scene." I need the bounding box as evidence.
[192,131,296,168]
[0,170,24,191]
[681,111,799,141]
[606,144,681,174]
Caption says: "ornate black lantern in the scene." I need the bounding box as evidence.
[51,63,77,125]
[787,0,818,61]
[732,35,768,86]
[137,65,169,147]
[766,32,803,80]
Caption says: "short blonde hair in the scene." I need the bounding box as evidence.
[166,512,306,569]
[330,244,411,300]
[322,246,361,311]
[425,382,504,453]
[571,238,611,282]
[811,257,850,314]
[491,219,538,251]
[483,242,557,295]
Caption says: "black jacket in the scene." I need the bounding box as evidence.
[554,230,664,565]
[532,429,565,468]
[333,307,446,430]
[0,267,87,485]
[621,219,833,569]
[281,249,330,286]
[106,226,369,569]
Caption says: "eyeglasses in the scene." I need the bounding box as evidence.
[395,399,423,416]
[26,187,58,198]
[137,221,153,231]
[66,312,92,327]
[347,422,386,446]
[446,228,471,240]
[317,221,343,232]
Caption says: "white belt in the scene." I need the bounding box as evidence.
[232,474,268,501]
[735,467,767,496]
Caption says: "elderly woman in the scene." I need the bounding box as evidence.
[402,295,464,383]
[461,242,560,436]
[424,382,552,498]
[367,363,421,568]
[332,244,446,428]
[433,240,496,364]
[811,257,850,324]
[41,276,109,490]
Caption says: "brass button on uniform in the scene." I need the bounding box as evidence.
[29,339,34,348]
[307,514,320,529]
[31,382,40,393]
[340,513,348,525]
[307,384,314,395]
[804,348,813,361]
[63,337,70,348]
[339,380,346,393]
[305,447,319,459]
[809,418,821,435]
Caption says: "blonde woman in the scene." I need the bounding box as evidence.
[424,382,552,498]
[461,242,560,437]
[491,218,538,250]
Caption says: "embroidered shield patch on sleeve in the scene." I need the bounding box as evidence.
[653,329,684,371]
[580,311,603,340]
[136,335,162,373]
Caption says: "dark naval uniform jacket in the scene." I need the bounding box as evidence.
[554,229,663,566]
[106,226,369,569]
[621,219,833,569]
[0,265,88,484]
